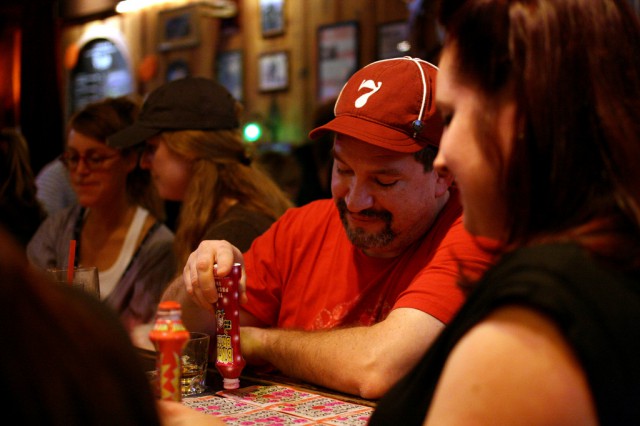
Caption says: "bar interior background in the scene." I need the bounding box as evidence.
[1,0,639,174]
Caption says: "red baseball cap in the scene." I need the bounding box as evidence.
[309,57,443,153]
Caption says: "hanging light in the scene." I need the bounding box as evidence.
[116,0,237,16]
[115,0,155,14]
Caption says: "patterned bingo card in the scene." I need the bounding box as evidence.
[182,385,373,425]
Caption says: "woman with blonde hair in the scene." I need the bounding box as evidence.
[108,77,292,268]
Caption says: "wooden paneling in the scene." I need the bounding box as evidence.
[235,0,411,145]
[58,0,414,146]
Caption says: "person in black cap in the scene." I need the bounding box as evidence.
[162,58,495,399]
[108,77,293,270]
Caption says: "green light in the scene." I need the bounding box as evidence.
[243,122,262,143]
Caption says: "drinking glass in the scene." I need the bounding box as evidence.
[181,332,210,396]
[46,266,100,299]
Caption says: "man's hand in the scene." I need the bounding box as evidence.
[182,240,247,310]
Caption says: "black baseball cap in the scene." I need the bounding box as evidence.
[107,77,239,149]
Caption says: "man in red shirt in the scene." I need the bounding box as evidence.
[163,57,494,399]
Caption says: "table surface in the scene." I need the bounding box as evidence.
[136,347,377,408]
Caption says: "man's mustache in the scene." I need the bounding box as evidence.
[336,199,392,222]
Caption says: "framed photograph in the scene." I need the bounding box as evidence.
[216,50,243,101]
[258,51,289,92]
[166,59,190,82]
[260,0,285,37]
[157,5,200,52]
[317,21,359,103]
[377,21,409,60]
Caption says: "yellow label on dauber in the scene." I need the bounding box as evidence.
[216,334,233,363]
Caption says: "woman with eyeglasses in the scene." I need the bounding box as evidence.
[26,96,176,333]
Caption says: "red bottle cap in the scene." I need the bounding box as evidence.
[159,301,181,310]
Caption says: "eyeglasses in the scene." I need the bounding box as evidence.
[61,150,119,171]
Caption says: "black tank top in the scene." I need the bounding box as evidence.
[370,243,640,425]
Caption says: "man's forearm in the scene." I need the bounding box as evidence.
[255,326,381,398]
[242,308,444,399]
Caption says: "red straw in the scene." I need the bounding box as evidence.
[67,240,76,284]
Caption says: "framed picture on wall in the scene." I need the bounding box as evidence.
[258,51,289,92]
[216,50,243,101]
[317,21,359,103]
[260,0,285,37]
[69,38,133,116]
[166,59,190,82]
[377,21,409,60]
[157,4,200,52]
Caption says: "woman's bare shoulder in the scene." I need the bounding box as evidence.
[425,305,598,426]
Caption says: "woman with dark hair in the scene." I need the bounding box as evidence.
[1,227,161,425]
[1,227,224,425]
[0,127,46,247]
[27,97,176,333]
[370,0,640,424]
